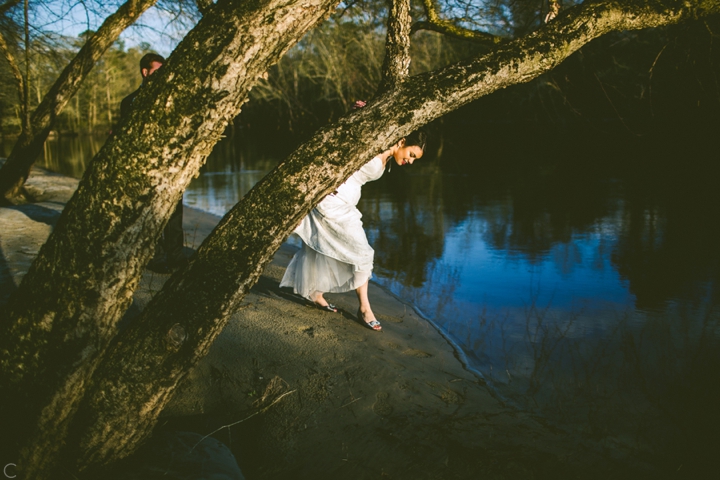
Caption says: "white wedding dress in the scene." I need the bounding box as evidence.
[280,155,385,299]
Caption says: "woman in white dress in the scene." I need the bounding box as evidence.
[280,130,427,331]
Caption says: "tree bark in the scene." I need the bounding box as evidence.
[195,0,214,16]
[412,0,501,45]
[0,0,158,204]
[22,0,29,133]
[64,0,720,473]
[0,30,24,107]
[376,0,412,95]
[0,0,340,478]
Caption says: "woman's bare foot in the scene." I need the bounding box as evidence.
[357,308,382,331]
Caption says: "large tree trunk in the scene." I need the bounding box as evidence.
[63,0,720,473]
[0,0,340,477]
[0,0,158,204]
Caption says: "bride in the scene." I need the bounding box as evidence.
[280,129,427,331]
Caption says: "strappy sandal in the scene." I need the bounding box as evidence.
[357,309,382,331]
[313,302,338,313]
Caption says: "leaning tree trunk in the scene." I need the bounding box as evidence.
[0,0,340,477]
[0,0,158,204]
[62,0,720,474]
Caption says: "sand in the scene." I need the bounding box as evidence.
[0,165,654,479]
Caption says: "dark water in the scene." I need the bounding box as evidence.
[12,127,720,470]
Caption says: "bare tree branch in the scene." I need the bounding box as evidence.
[0,30,24,108]
[412,0,501,45]
[376,0,412,95]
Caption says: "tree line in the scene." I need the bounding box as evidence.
[0,38,153,135]
[4,0,714,149]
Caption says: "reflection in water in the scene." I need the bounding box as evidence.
[39,135,107,179]
[185,133,282,217]
[360,156,719,473]
[25,132,720,473]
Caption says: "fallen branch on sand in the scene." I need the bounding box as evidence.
[191,388,297,451]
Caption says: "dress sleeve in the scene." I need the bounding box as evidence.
[356,156,384,183]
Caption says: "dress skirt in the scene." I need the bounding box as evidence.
[280,155,383,300]
[280,242,371,300]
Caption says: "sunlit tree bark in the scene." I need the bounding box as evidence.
[1,0,718,478]
[0,0,158,204]
[376,0,412,94]
[195,0,214,16]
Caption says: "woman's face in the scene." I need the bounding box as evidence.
[393,141,424,166]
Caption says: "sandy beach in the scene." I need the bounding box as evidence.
[0,165,655,479]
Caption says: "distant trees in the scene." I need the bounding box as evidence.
[246,0,718,143]
[243,0,587,137]
[245,0,494,136]
[53,39,150,134]
[0,0,205,202]
[0,1,201,136]
[0,0,165,202]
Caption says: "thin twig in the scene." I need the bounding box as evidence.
[190,389,297,451]
[340,396,363,408]
[593,72,636,135]
[648,44,668,115]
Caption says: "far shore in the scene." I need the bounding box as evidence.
[0,163,655,479]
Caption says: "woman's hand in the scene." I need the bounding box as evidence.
[353,100,366,109]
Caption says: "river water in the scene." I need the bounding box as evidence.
[9,127,719,470]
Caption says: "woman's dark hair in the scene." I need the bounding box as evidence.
[404,130,427,151]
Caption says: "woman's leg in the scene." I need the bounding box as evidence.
[310,291,331,308]
[309,292,338,312]
[355,280,380,329]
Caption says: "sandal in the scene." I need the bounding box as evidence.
[357,309,382,331]
[313,302,338,313]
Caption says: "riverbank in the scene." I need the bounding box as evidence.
[0,165,657,479]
